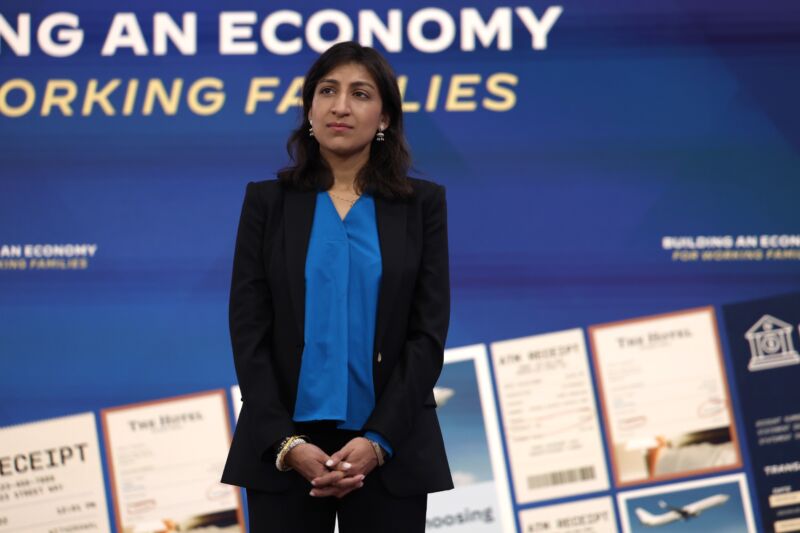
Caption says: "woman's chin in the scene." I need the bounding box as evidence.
[320,142,371,159]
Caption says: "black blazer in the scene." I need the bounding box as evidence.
[221,177,454,497]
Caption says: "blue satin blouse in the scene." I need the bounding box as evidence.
[293,190,392,456]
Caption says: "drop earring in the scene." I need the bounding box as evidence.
[375,125,385,142]
[308,120,314,137]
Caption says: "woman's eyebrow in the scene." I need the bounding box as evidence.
[318,78,376,90]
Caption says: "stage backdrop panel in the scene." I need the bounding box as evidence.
[101,390,243,533]
[722,292,800,533]
[589,307,741,486]
[0,412,111,533]
[490,328,608,504]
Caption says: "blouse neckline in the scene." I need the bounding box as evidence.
[323,190,369,223]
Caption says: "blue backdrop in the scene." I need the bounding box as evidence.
[2,1,799,531]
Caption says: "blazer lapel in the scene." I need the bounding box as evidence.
[373,196,406,354]
[284,188,316,339]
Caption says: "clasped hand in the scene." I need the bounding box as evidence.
[284,437,379,499]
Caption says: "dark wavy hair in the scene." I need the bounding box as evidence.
[277,41,414,199]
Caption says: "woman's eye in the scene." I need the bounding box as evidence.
[355,91,369,99]
[320,87,334,95]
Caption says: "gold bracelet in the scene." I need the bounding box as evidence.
[275,435,308,472]
[367,439,385,467]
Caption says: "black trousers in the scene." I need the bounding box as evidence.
[246,422,427,533]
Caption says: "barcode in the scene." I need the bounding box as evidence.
[527,466,595,489]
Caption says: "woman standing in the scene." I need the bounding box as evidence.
[222,41,453,533]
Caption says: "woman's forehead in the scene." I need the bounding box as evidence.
[318,62,377,86]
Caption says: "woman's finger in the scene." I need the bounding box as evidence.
[310,482,360,498]
[325,449,347,469]
[310,486,339,497]
[311,469,345,487]
[332,474,365,488]
[317,482,364,499]
[333,481,365,499]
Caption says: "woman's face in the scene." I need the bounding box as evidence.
[308,62,388,162]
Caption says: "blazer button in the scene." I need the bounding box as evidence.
[377,352,382,363]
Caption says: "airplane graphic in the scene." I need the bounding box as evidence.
[635,494,730,526]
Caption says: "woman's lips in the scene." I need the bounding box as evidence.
[328,123,352,132]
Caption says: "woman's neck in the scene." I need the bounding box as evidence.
[321,147,369,193]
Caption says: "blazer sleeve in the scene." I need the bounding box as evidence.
[365,184,450,448]
[229,181,296,460]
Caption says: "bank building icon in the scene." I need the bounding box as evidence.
[745,315,800,371]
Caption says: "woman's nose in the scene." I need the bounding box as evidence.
[332,94,350,115]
